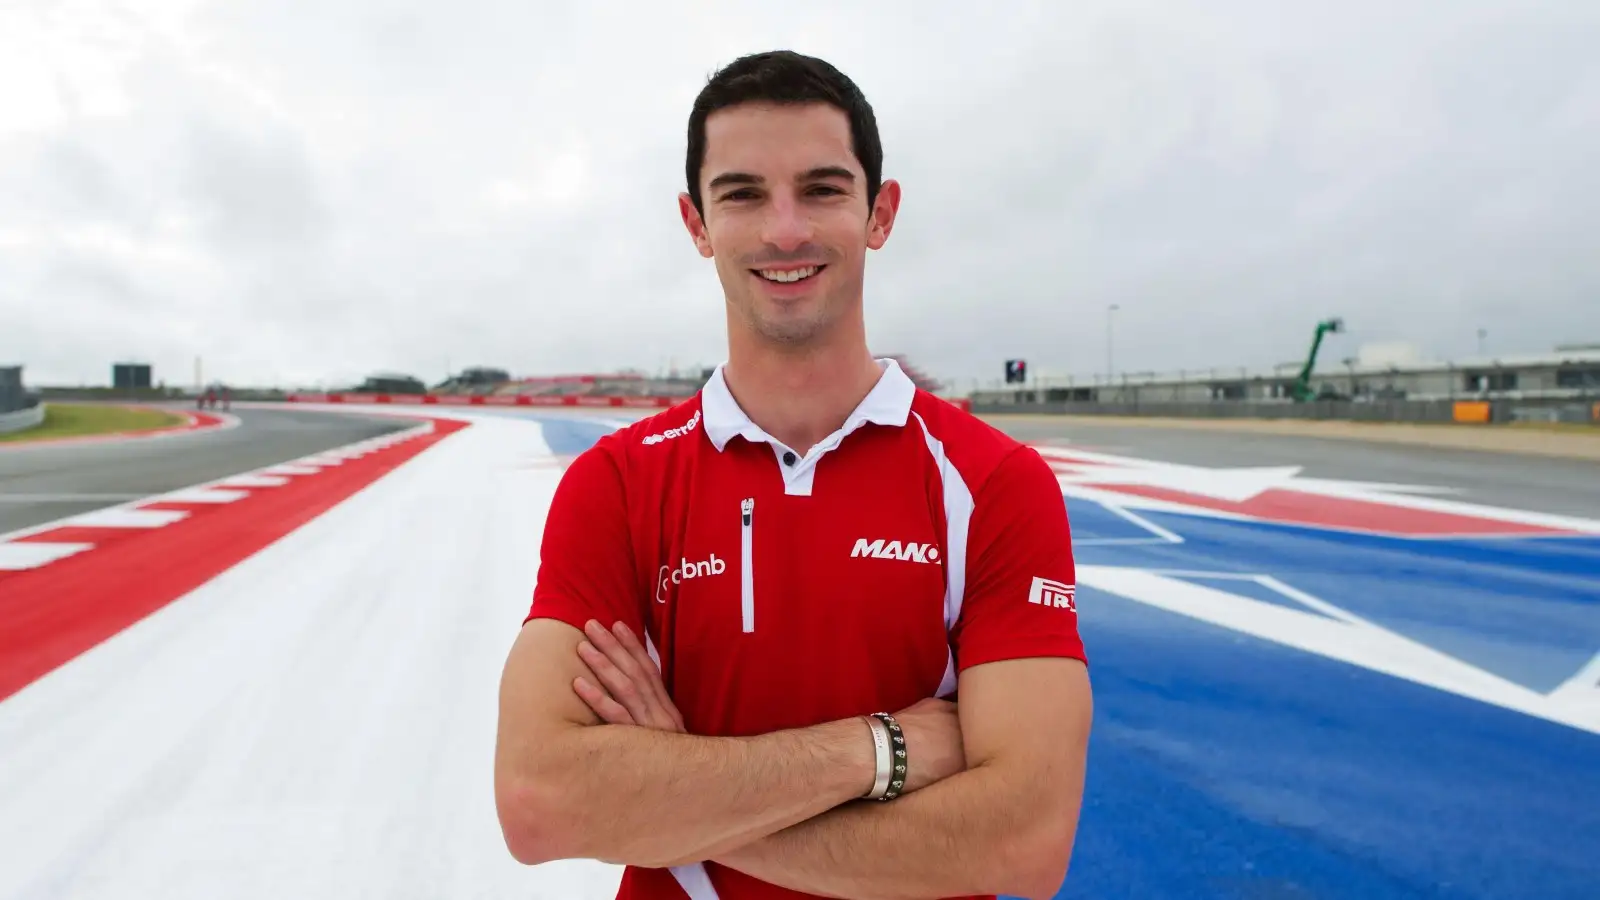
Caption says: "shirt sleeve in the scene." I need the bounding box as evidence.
[950,444,1087,672]
[522,441,646,637]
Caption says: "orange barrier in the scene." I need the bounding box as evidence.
[1452,401,1492,424]
[285,392,975,412]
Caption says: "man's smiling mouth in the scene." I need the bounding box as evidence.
[753,265,825,284]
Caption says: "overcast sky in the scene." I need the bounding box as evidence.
[3,0,1597,391]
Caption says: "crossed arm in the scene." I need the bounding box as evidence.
[493,617,1093,900]
[710,653,1092,900]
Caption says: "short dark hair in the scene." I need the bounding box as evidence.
[685,50,883,217]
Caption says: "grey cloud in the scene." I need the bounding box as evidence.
[179,119,331,255]
[3,0,1597,391]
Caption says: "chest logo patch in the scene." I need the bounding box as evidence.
[850,538,941,565]
[657,553,726,603]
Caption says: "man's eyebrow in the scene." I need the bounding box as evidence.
[706,167,857,192]
[800,166,855,183]
[708,171,762,190]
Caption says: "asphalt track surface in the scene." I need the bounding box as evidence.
[2,405,1595,899]
[0,406,411,535]
[988,415,1600,518]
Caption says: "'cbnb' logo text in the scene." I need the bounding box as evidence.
[656,553,725,602]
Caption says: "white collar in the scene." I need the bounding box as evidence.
[701,357,916,453]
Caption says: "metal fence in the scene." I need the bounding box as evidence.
[971,397,1600,425]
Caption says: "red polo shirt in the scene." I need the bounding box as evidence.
[524,358,1085,900]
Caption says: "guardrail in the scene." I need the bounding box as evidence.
[284,392,976,411]
[0,402,45,435]
[970,398,1599,425]
[285,392,696,409]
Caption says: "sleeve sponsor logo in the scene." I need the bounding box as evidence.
[1028,576,1077,610]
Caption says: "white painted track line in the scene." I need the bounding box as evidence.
[0,542,95,570]
[64,508,190,529]
[156,488,252,504]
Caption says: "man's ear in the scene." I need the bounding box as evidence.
[679,193,714,259]
[865,178,902,251]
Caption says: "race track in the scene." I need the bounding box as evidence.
[989,414,1600,517]
[0,406,411,535]
[0,404,1595,900]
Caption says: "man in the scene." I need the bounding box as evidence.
[494,50,1092,900]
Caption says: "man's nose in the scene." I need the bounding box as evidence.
[760,192,813,251]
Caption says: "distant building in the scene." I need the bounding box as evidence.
[455,366,510,385]
[0,365,25,414]
[353,372,428,394]
[113,362,153,390]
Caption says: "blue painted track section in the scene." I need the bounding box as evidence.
[1051,501,1600,900]
[508,416,1600,899]
[529,415,626,456]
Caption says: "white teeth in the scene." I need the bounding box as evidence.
[758,266,818,283]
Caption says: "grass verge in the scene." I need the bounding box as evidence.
[0,403,188,444]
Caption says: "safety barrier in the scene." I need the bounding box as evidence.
[971,398,1467,422]
[970,396,1596,425]
[0,402,45,435]
[285,392,695,408]
[285,392,975,412]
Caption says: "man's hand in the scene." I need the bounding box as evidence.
[888,698,967,793]
[570,620,966,795]
[571,619,685,733]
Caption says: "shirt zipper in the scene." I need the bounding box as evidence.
[740,497,755,633]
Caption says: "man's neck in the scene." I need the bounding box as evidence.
[721,340,885,456]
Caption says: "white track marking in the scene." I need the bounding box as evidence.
[1103,503,1185,544]
[64,508,189,528]
[156,488,251,504]
[1548,653,1600,724]
[0,542,94,570]
[1036,444,1600,536]
[215,474,291,488]
[1080,565,1600,735]
[258,464,323,476]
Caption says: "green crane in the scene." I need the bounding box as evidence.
[1290,317,1345,402]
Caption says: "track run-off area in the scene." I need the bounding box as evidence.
[1,402,1595,900]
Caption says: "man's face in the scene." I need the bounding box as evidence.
[680,101,899,347]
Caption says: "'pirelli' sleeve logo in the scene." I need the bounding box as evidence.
[1028,576,1077,611]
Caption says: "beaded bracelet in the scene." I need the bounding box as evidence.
[865,712,907,801]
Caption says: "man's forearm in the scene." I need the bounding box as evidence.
[506,716,875,868]
[712,763,1063,900]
